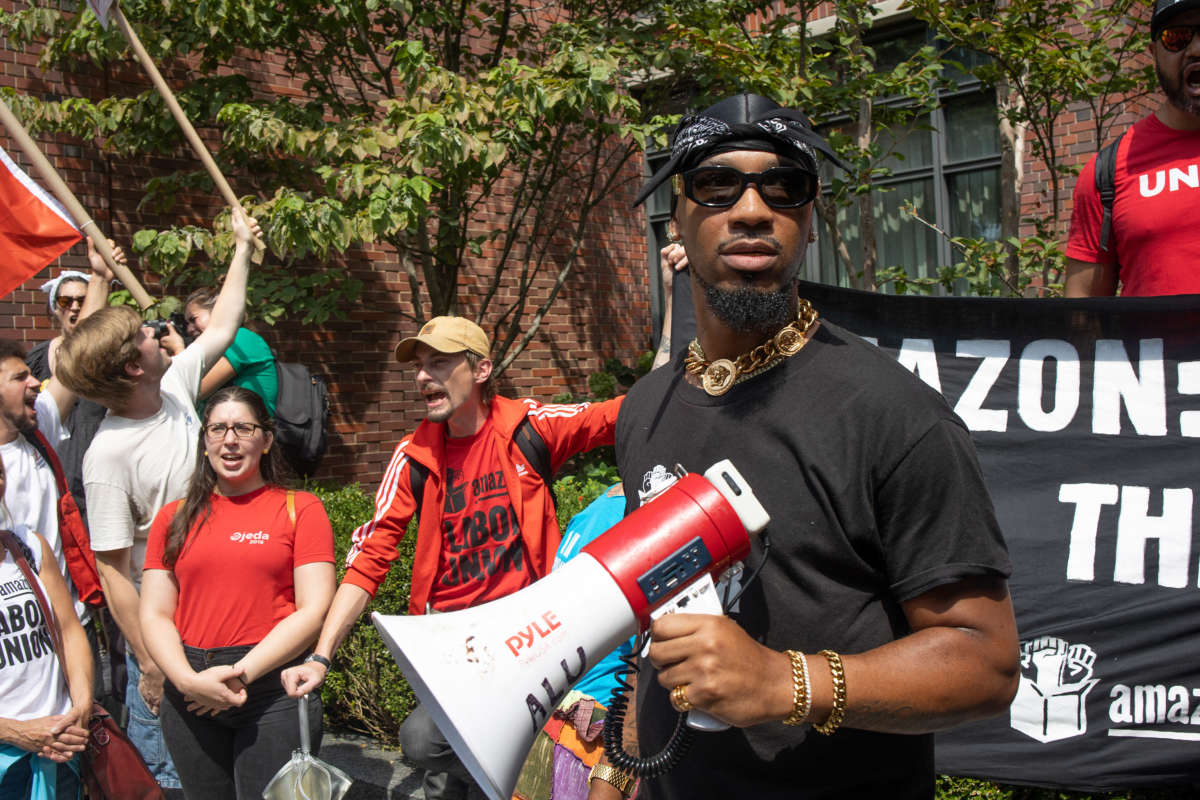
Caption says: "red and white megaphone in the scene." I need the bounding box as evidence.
[372,459,769,800]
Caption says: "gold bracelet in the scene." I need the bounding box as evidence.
[813,649,846,735]
[782,650,811,726]
[588,763,636,797]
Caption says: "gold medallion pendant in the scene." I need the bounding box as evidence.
[684,299,819,397]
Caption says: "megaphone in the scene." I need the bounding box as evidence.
[372,459,769,800]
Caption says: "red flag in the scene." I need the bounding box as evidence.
[0,143,81,299]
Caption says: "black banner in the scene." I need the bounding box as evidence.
[801,281,1200,791]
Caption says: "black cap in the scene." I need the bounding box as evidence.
[633,93,846,206]
[1153,0,1200,38]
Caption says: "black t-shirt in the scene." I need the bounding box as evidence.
[616,319,1012,800]
[26,339,107,523]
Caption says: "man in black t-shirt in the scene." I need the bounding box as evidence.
[586,94,1019,800]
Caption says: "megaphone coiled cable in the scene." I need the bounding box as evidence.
[600,533,772,781]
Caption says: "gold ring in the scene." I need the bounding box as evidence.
[669,684,693,713]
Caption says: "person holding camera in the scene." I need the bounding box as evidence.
[180,288,278,415]
[55,209,261,796]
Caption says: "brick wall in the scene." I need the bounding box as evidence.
[0,11,654,487]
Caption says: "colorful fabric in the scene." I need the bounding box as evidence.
[512,693,610,800]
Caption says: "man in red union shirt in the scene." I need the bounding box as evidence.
[1065,0,1200,296]
[282,316,622,800]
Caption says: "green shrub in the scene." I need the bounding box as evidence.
[309,482,417,744]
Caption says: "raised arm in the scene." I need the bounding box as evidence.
[192,208,261,369]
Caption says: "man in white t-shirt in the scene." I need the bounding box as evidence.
[0,238,118,622]
[56,209,260,793]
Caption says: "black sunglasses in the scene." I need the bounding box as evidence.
[1159,24,1200,52]
[680,165,819,209]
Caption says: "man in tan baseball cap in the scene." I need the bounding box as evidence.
[394,315,491,362]
[285,314,623,800]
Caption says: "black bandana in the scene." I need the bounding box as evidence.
[634,93,847,206]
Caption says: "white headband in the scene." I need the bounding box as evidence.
[39,270,90,313]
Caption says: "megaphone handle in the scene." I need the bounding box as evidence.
[299,693,311,755]
[686,710,730,732]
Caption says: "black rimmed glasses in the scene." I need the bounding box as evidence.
[680,165,819,209]
[204,422,266,440]
[1159,24,1200,52]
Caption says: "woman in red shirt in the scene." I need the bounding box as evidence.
[140,386,336,799]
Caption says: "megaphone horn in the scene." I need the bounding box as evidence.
[372,459,769,800]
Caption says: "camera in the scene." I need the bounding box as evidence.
[144,312,193,345]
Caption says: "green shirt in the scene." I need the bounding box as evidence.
[224,327,278,415]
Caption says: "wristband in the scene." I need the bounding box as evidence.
[304,653,332,669]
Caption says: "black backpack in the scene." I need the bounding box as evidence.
[273,362,330,477]
[407,416,555,516]
[1095,132,1125,257]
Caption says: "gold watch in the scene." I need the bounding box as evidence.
[588,763,636,797]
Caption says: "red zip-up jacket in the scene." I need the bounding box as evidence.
[344,394,623,614]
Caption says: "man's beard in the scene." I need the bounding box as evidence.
[694,271,796,336]
[1158,60,1200,117]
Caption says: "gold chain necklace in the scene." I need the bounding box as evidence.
[684,299,819,397]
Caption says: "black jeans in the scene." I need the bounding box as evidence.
[160,645,321,800]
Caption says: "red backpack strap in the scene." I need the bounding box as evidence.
[32,431,106,608]
[33,430,70,495]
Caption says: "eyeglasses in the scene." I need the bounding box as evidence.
[1159,24,1200,52]
[55,294,86,310]
[204,422,265,440]
[680,165,819,209]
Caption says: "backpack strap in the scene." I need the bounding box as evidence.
[405,416,556,519]
[286,489,296,527]
[408,458,429,518]
[1095,133,1123,254]
[513,416,555,505]
[29,430,69,496]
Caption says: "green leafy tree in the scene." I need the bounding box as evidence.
[1,0,660,369]
[906,0,1156,295]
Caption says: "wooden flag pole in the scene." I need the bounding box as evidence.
[0,96,156,308]
[110,1,266,262]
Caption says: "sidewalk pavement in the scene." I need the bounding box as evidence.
[322,730,425,799]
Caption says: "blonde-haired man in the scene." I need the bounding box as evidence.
[56,209,260,794]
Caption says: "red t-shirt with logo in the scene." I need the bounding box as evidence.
[144,486,335,648]
[1066,113,1200,296]
[427,420,536,612]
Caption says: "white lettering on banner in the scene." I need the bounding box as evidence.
[1093,339,1166,436]
[1018,340,1081,432]
[897,339,941,394]
[1179,361,1200,437]
[954,340,1010,432]
[1059,483,1194,587]
[885,337,1191,437]
[1109,683,1200,728]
